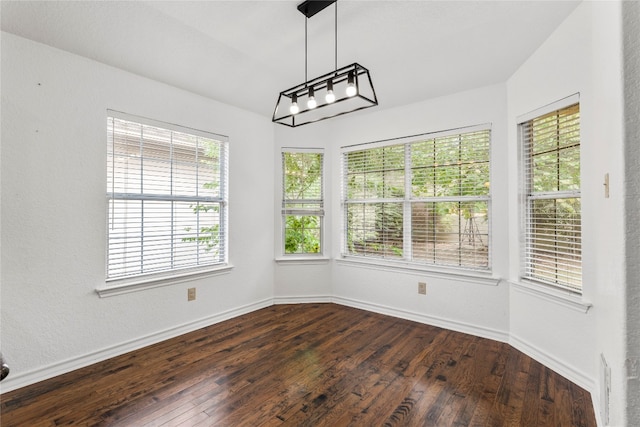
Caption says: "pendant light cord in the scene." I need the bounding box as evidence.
[334,1,338,71]
[305,16,308,84]
[305,2,337,82]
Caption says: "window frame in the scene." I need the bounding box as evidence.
[103,110,230,292]
[341,124,492,273]
[518,94,582,294]
[279,147,326,259]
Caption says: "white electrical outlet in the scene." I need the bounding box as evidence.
[418,282,426,295]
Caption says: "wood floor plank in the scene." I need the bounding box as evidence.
[0,304,597,427]
[518,353,543,426]
[272,315,415,425]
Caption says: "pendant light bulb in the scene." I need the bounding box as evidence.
[325,79,336,104]
[290,93,299,115]
[307,87,317,109]
[346,71,357,97]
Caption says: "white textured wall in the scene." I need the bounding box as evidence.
[623,0,640,425]
[507,2,627,425]
[0,33,275,392]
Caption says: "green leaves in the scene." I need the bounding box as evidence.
[182,202,221,253]
[182,224,220,253]
[283,152,322,200]
[284,215,320,254]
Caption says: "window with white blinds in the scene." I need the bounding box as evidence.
[282,149,324,255]
[521,102,581,292]
[343,126,491,270]
[106,112,228,280]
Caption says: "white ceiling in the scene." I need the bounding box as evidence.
[1,0,581,118]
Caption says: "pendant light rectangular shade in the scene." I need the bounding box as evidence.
[273,63,378,127]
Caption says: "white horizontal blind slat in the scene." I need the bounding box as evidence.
[107,115,228,280]
[521,103,581,292]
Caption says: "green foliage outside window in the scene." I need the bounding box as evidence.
[285,215,320,254]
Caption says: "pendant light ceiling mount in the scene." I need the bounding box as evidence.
[297,0,335,18]
[273,0,378,127]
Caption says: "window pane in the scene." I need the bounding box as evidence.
[172,132,199,196]
[531,145,580,193]
[175,202,223,263]
[525,197,581,289]
[346,203,404,258]
[173,202,201,268]
[345,145,404,200]
[411,131,490,198]
[284,215,321,254]
[411,165,437,198]
[110,119,142,194]
[140,200,173,273]
[199,138,223,198]
[107,199,142,277]
[411,201,488,268]
[559,145,580,191]
[283,152,322,200]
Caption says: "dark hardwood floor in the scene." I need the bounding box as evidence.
[0,304,596,426]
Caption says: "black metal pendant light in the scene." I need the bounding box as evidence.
[272,0,378,127]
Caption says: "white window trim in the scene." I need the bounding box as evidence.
[96,264,234,298]
[103,110,230,293]
[275,256,331,265]
[279,147,326,259]
[340,124,492,274]
[341,123,490,152]
[516,93,580,124]
[509,280,592,313]
[336,257,500,286]
[517,93,582,294]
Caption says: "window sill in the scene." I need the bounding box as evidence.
[336,257,499,286]
[509,280,592,313]
[96,264,234,298]
[275,256,331,265]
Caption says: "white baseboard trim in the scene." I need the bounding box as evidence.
[331,296,509,343]
[273,295,333,304]
[0,298,273,394]
[275,295,508,344]
[592,391,605,427]
[509,334,595,393]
